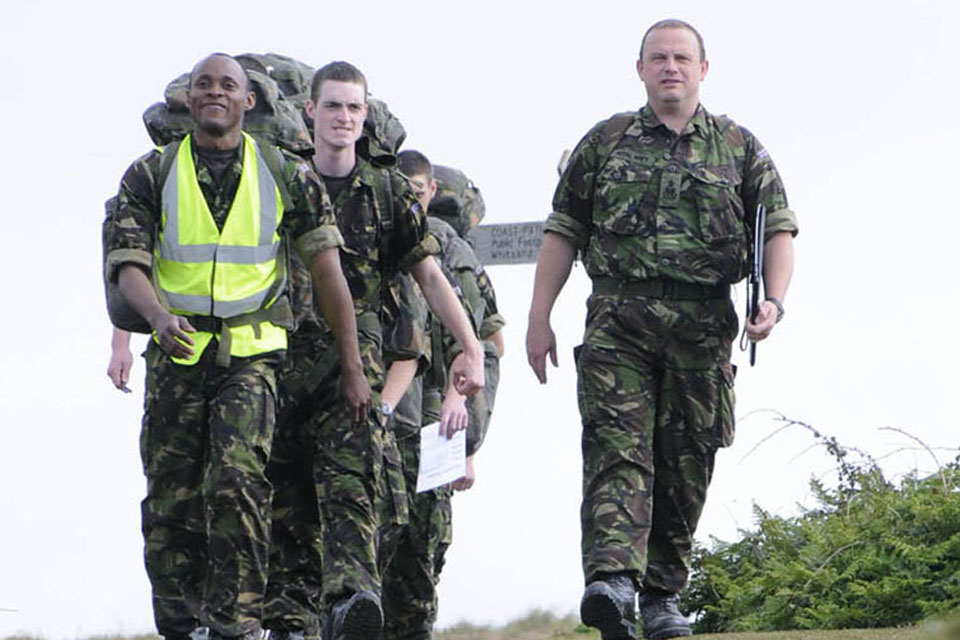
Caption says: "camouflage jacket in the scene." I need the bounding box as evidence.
[288,157,439,382]
[382,217,505,445]
[382,273,430,373]
[105,135,343,305]
[546,104,798,286]
[381,273,430,435]
[425,217,504,365]
[421,217,504,453]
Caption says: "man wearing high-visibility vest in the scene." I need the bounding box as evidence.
[104,53,364,640]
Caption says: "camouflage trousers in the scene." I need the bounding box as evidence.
[263,334,407,633]
[576,293,737,594]
[381,431,453,640]
[139,339,282,638]
[261,342,326,636]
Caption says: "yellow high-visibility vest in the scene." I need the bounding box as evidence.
[154,132,287,365]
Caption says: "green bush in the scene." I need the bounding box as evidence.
[682,421,960,633]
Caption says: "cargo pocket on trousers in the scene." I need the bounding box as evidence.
[574,344,594,420]
[380,429,408,526]
[715,363,737,448]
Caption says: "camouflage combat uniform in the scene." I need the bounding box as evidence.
[381,217,505,640]
[419,218,504,454]
[545,105,798,594]
[263,155,437,634]
[105,136,341,639]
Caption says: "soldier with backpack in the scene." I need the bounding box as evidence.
[261,61,484,640]
[377,150,505,640]
[526,20,798,640]
[104,53,322,393]
[103,53,363,640]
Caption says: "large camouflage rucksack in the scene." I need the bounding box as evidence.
[429,165,486,238]
[238,53,407,165]
[141,52,405,163]
[105,53,407,332]
[143,54,312,155]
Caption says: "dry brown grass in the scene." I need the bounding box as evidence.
[5,611,955,640]
[432,609,948,640]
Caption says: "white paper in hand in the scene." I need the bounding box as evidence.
[416,422,466,492]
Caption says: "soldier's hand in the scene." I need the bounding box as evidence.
[107,344,134,391]
[339,368,372,425]
[526,321,558,384]
[450,348,484,397]
[439,389,468,439]
[153,312,196,359]
[452,454,476,491]
[745,299,778,343]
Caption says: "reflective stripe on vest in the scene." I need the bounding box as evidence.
[155,132,284,319]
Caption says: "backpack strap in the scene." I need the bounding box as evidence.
[375,167,395,264]
[156,138,180,191]
[594,111,636,175]
[709,113,755,244]
[370,168,396,322]
[254,138,296,212]
[427,315,447,392]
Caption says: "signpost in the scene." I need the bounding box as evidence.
[467,221,545,266]
[461,148,566,266]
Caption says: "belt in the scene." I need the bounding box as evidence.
[592,277,730,301]
[186,297,295,367]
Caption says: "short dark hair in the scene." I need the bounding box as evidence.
[397,149,434,180]
[639,19,706,62]
[310,61,367,102]
[189,52,251,91]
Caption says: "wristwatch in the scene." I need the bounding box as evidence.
[380,401,394,417]
[765,296,785,323]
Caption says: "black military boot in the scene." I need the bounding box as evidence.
[186,626,210,640]
[580,573,637,640]
[638,589,691,640]
[323,591,382,640]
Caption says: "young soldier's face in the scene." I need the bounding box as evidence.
[636,27,708,107]
[187,56,254,137]
[408,173,437,213]
[306,80,368,152]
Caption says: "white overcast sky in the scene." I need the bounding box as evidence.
[2,1,959,638]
